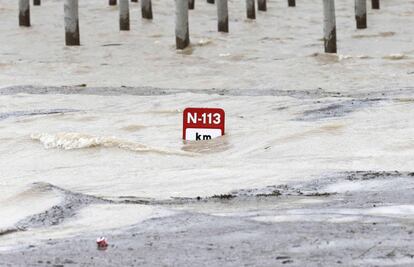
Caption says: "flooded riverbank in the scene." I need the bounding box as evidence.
[0,86,413,254]
[1,0,414,265]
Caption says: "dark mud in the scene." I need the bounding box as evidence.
[345,171,414,181]
[9,183,111,234]
[0,85,342,98]
[1,194,413,266]
[2,171,414,266]
[0,109,79,121]
[230,171,413,197]
[297,98,384,121]
[0,229,20,237]
[2,85,414,99]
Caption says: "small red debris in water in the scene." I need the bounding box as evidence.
[96,237,108,250]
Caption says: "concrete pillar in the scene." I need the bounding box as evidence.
[372,0,380,9]
[355,0,367,29]
[189,0,195,10]
[141,0,153,19]
[119,0,130,30]
[175,0,190,49]
[19,0,30,27]
[64,0,80,46]
[246,0,255,19]
[258,0,267,11]
[323,0,337,53]
[217,0,228,32]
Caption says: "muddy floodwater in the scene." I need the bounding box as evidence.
[0,0,414,266]
[0,0,413,91]
[1,86,413,266]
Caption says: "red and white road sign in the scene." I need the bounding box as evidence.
[183,108,225,141]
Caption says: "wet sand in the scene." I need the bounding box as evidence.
[1,171,413,267]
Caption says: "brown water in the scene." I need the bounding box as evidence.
[0,0,413,91]
[0,0,413,250]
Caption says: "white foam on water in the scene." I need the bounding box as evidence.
[383,53,406,60]
[30,132,192,156]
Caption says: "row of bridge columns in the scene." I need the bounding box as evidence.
[18,0,381,53]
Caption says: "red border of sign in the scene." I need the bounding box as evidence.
[183,107,225,140]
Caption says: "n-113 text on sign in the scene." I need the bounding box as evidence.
[183,108,225,141]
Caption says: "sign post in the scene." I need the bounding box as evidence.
[183,108,225,141]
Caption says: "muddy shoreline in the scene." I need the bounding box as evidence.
[1,171,413,266]
[2,85,414,98]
